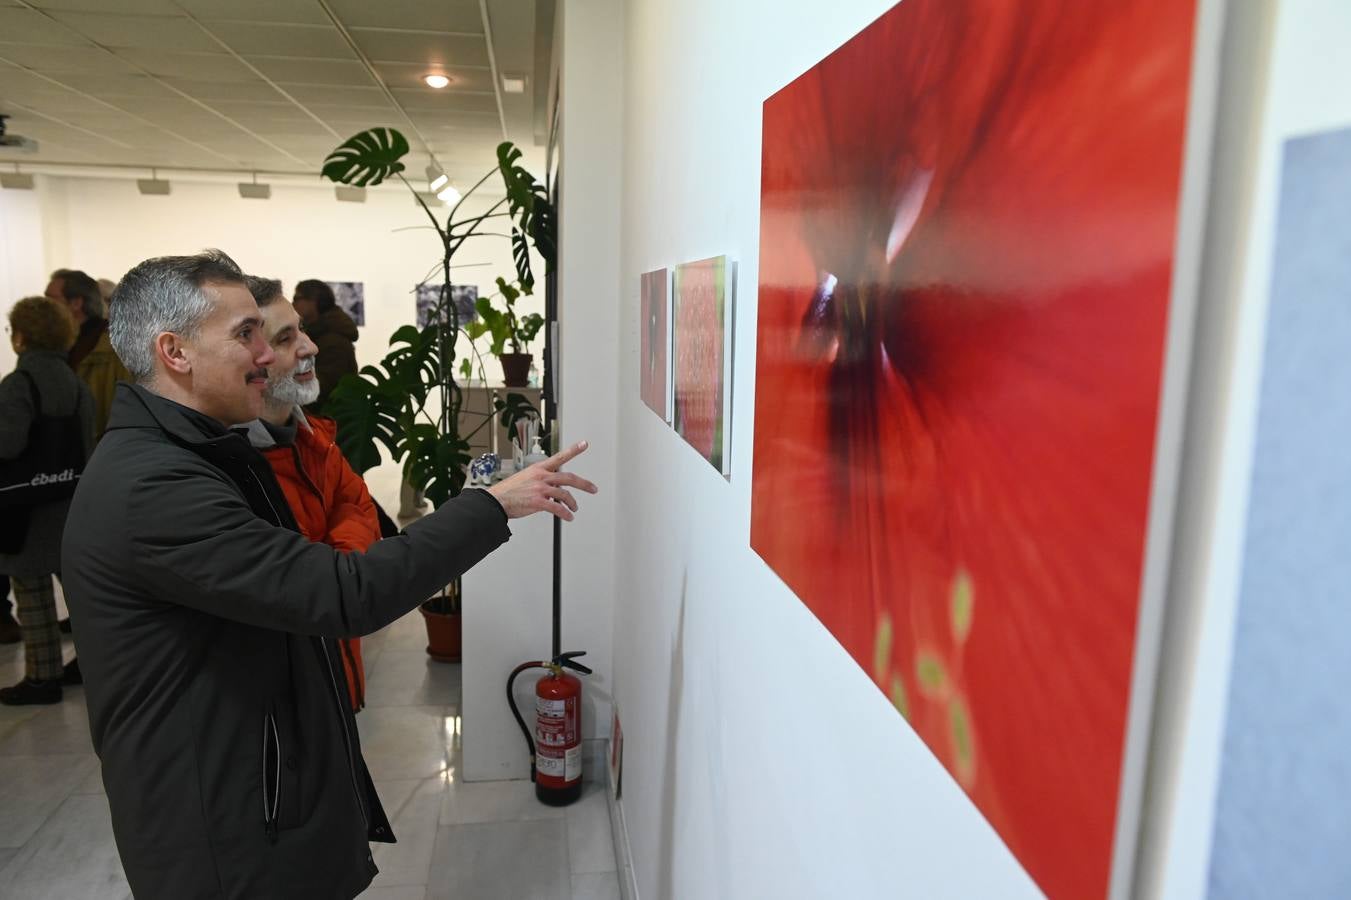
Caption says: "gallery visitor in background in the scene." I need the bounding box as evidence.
[45,268,130,438]
[292,278,358,408]
[0,296,94,705]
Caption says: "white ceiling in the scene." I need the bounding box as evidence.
[0,0,553,186]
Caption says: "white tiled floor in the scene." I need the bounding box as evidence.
[0,602,620,900]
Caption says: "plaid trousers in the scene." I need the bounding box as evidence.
[12,574,62,681]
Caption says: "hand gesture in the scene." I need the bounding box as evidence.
[487,441,598,522]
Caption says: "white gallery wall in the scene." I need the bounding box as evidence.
[610,0,1057,897]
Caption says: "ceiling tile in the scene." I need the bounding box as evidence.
[371,62,492,93]
[109,48,255,82]
[25,0,181,14]
[349,30,487,68]
[327,0,484,33]
[392,88,497,115]
[50,73,178,98]
[248,58,373,87]
[0,46,140,75]
[205,22,352,60]
[0,67,67,94]
[175,0,329,26]
[206,101,317,124]
[0,8,94,45]
[44,12,220,52]
[160,78,288,103]
[0,89,115,115]
[276,83,385,107]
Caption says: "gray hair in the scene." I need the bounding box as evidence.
[51,268,105,319]
[109,249,246,384]
[244,275,284,308]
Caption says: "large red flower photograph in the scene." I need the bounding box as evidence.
[750,2,1197,898]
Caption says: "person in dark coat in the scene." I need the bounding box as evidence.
[0,296,95,704]
[292,278,358,408]
[61,250,596,900]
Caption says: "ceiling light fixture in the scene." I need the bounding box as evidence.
[423,73,450,89]
[0,164,33,190]
[137,168,170,196]
[335,185,366,203]
[425,163,458,205]
[237,172,271,200]
[501,74,527,94]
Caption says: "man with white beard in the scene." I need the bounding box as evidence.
[240,275,373,710]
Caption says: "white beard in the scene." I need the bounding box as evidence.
[266,357,321,408]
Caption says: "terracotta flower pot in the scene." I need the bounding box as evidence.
[420,601,462,663]
[499,352,533,387]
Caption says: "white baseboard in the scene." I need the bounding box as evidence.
[598,738,640,900]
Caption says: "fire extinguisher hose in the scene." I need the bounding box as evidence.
[507,661,549,782]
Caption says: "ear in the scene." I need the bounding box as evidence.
[154,331,192,376]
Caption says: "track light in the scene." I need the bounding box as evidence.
[436,183,461,205]
[237,172,270,199]
[334,185,366,203]
[1,165,33,190]
[137,168,170,195]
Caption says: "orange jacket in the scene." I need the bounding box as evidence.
[257,413,375,711]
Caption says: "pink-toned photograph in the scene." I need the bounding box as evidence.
[673,256,732,475]
[639,268,670,421]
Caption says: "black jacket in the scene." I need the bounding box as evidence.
[62,383,510,899]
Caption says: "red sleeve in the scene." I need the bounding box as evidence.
[324,443,382,553]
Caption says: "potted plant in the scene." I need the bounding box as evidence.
[467,277,545,386]
[319,128,555,661]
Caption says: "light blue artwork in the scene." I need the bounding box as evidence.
[1207,125,1351,898]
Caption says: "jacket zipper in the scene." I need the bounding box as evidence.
[263,711,280,843]
[246,464,369,830]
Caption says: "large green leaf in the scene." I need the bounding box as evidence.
[496,141,556,289]
[322,128,410,187]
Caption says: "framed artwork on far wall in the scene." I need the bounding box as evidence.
[673,255,733,476]
[326,281,364,326]
[415,283,478,329]
[639,268,671,421]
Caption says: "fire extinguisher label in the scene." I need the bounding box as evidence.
[565,744,581,781]
[537,753,566,779]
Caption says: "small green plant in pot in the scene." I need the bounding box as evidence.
[464,277,544,387]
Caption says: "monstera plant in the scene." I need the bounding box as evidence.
[320,128,555,509]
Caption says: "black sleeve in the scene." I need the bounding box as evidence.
[126,462,511,637]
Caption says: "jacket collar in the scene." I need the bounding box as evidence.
[241,407,312,450]
[105,382,245,451]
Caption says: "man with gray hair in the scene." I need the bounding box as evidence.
[46,267,130,437]
[62,250,596,899]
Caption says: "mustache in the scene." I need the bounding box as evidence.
[246,368,268,382]
[292,357,315,375]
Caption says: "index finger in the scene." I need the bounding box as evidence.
[542,440,589,471]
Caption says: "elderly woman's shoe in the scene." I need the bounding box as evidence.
[0,677,62,706]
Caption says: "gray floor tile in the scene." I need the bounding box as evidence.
[440,778,566,826]
[0,695,94,757]
[357,705,459,782]
[358,887,427,900]
[370,777,446,888]
[571,872,622,900]
[429,820,569,900]
[0,846,15,875]
[1,792,130,899]
[364,650,461,707]
[72,761,105,795]
[566,781,617,875]
[0,754,98,848]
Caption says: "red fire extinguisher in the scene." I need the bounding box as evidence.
[508,650,592,806]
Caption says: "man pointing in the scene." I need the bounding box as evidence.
[61,250,596,899]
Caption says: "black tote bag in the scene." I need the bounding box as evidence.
[0,370,87,509]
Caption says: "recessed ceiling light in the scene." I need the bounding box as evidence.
[501,74,527,94]
[424,73,450,89]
